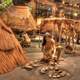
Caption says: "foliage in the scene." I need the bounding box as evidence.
[0,0,12,10]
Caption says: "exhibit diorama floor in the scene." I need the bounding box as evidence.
[0,43,80,80]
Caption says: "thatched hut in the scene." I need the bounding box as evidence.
[40,17,78,43]
[1,5,37,46]
[1,5,37,32]
[0,18,29,74]
[40,17,66,33]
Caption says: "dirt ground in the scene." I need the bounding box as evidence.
[0,45,80,80]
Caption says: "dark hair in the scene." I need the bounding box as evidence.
[42,36,47,46]
[42,34,52,46]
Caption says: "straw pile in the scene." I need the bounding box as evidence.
[0,18,29,74]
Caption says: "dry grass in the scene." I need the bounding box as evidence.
[0,18,29,74]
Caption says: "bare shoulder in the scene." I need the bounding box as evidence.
[51,39,55,43]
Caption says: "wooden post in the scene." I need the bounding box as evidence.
[59,21,62,43]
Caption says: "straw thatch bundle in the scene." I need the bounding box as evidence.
[40,18,80,44]
[40,20,54,32]
[40,18,79,33]
[0,18,29,74]
[1,5,37,32]
[40,18,65,33]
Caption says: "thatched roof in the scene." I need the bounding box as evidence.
[40,17,80,33]
[1,5,37,32]
[40,19,54,32]
[0,18,29,74]
[40,17,65,32]
[0,18,17,51]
